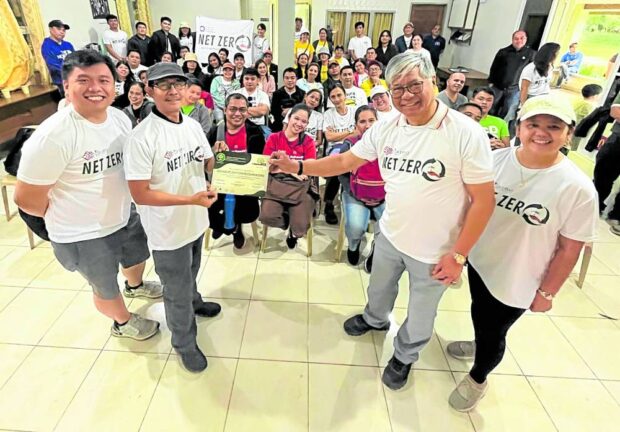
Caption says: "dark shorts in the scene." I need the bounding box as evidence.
[51,205,150,299]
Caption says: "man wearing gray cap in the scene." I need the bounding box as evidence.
[41,20,75,96]
[124,62,222,373]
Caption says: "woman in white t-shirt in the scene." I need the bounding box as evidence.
[322,84,357,224]
[284,88,324,145]
[296,63,323,95]
[519,42,560,105]
[446,94,598,413]
[405,34,432,64]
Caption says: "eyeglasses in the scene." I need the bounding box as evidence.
[153,81,187,91]
[227,107,248,114]
[390,81,425,98]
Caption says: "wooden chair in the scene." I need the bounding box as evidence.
[1,174,36,249]
[204,221,260,250]
[260,221,313,257]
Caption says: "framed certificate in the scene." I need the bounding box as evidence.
[211,152,270,197]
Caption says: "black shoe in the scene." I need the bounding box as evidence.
[286,231,298,249]
[233,226,246,249]
[324,202,338,225]
[195,301,222,318]
[211,230,223,240]
[347,245,360,265]
[177,346,208,373]
[382,355,412,390]
[364,242,375,274]
[343,314,390,336]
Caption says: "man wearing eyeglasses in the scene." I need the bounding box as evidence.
[124,62,222,373]
[269,52,495,391]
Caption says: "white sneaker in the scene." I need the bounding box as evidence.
[446,341,476,360]
[449,374,488,412]
[124,280,163,299]
[110,313,160,341]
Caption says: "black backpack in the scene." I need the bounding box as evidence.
[3,126,49,241]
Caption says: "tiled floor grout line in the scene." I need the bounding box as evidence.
[34,290,81,347]
[306,253,311,432]
[137,351,172,432]
[0,344,35,393]
[523,375,561,432]
[0,287,25,314]
[221,252,260,431]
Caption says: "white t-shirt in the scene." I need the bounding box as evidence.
[348,36,372,59]
[405,48,432,64]
[103,29,128,59]
[131,64,148,80]
[519,63,552,97]
[124,112,214,250]
[180,35,193,49]
[326,85,368,109]
[376,106,400,122]
[236,87,270,126]
[323,106,356,147]
[17,106,132,243]
[252,36,270,63]
[284,110,324,142]
[469,148,598,308]
[350,101,494,263]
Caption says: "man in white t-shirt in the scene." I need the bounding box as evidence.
[327,65,367,109]
[294,17,303,40]
[15,50,162,342]
[348,21,372,61]
[103,14,128,62]
[127,49,148,80]
[370,86,399,121]
[269,52,495,391]
[124,62,221,373]
[235,67,271,139]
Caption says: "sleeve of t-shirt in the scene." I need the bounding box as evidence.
[102,30,113,44]
[460,126,495,184]
[124,134,155,181]
[263,133,277,155]
[559,185,598,242]
[520,63,534,83]
[347,39,354,51]
[258,91,271,109]
[17,132,73,185]
[350,120,380,162]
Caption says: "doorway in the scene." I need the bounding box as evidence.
[523,14,548,50]
[410,4,446,35]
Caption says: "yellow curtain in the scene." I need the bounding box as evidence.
[327,11,346,47]
[15,0,47,85]
[0,0,32,89]
[348,12,369,45]
[115,0,131,34]
[372,13,393,47]
[135,0,153,34]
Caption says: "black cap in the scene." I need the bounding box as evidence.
[49,20,70,30]
[147,62,187,82]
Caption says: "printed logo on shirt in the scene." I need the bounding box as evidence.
[164,147,206,172]
[496,192,550,226]
[382,155,446,182]
[82,150,123,174]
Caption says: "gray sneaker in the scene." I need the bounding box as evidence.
[449,374,488,412]
[124,280,163,299]
[110,313,160,341]
[446,341,476,360]
[611,225,620,237]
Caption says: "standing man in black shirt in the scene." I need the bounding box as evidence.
[147,16,181,65]
[487,30,536,120]
[127,22,150,66]
[422,25,446,69]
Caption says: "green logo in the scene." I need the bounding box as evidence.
[216,153,226,162]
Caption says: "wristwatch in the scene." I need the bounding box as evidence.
[297,160,304,175]
[453,252,466,265]
[537,289,554,301]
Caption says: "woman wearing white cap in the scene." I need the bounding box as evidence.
[446,94,599,412]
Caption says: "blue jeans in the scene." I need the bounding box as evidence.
[502,87,520,127]
[342,190,385,250]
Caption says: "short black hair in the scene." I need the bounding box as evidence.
[219,48,229,56]
[243,67,259,78]
[366,47,376,53]
[257,23,266,31]
[355,105,377,123]
[62,49,117,81]
[582,83,603,98]
[340,65,354,74]
[328,83,346,98]
[234,52,245,60]
[295,17,302,22]
[289,103,311,119]
[138,70,148,79]
[225,92,249,108]
[106,14,118,22]
[457,102,483,114]
[335,45,344,51]
[472,86,495,99]
[135,21,147,29]
[355,21,364,28]
[180,46,190,52]
[127,49,141,58]
[160,16,171,24]
[283,67,297,77]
